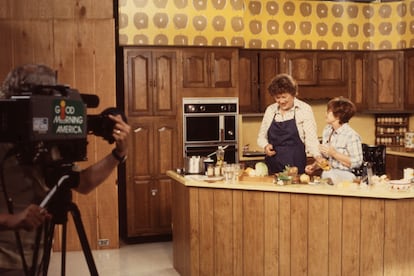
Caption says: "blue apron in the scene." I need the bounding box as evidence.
[265,113,306,174]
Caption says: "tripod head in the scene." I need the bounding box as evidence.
[40,164,80,224]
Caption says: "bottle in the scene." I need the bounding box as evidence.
[216,146,225,167]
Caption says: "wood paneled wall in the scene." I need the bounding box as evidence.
[0,0,118,250]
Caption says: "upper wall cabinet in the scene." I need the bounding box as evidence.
[368,51,404,112]
[238,50,281,113]
[124,48,177,116]
[279,51,349,100]
[404,49,414,112]
[182,48,237,88]
[238,50,259,113]
[349,52,369,111]
[281,51,348,86]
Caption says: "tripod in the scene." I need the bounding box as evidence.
[37,174,99,276]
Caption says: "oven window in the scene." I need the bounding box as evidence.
[185,116,219,142]
[224,115,236,141]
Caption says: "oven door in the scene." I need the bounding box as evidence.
[184,115,220,143]
[185,144,238,163]
[184,115,237,143]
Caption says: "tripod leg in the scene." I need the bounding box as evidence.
[61,222,67,276]
[41,221,56,276]
[68,202,99,276]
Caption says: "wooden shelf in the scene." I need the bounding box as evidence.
[375,114,409,147]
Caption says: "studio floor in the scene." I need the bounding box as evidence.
[48,241,179,276]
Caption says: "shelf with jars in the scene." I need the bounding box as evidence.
[375,114,409,147]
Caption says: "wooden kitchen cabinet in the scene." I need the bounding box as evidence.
[182,47,237,88]
[349,52,369,111]
[405,49,414,111]
[280,51,349,100]
[122,47,178,240]
[123,117,178,239]
[281,51,348,86]
[259,51,282,111]
[386,154,413,180]
[238,50,280,113]
[238,50,259,113]
[368,51,404,112]
[124,48,177,116]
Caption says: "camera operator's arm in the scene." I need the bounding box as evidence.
[75,114,130,194]
[0,204,49,231]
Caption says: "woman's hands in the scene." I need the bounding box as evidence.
[264,144,276,156]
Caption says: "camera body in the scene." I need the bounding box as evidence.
[0,85,119,164]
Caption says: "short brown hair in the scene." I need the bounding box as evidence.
[327,97,356,124]
[267,73,298,97]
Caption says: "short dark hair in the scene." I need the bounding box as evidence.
[267,73,298,97]
[327,97,356,124]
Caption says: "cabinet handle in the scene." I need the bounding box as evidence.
[134,127,142,133]
[151,188,158,196]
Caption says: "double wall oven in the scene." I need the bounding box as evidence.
[183,97,238,163]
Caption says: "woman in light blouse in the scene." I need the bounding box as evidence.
[306,97,363,183]
[257,73,322,174]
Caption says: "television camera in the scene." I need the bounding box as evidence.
[0,84,126,275]
[0,84,124,165]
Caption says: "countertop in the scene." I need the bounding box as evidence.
[386,147,414,158]
[167,170,414,199]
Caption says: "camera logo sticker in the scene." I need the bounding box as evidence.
[52,99,86,136]
[33,117,49,133]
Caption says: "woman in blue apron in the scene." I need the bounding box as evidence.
[257,74,322,175]
[265,111,306,174]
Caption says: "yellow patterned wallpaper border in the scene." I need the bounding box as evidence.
[118,0,414,50]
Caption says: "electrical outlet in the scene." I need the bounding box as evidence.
[98,239,110,247]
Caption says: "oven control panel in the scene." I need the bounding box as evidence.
[184,103,237,114]
[183,97,238,114]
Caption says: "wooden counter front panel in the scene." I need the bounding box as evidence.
[172,181,414,276]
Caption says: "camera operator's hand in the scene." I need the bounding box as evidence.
[110,114,130,158]
[0,204,50,232]
[76,114,131,194]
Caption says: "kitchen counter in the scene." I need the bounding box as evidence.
[169,170,414,276]
[167,170,414,199]
[387,147,414,158]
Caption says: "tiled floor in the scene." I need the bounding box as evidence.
[47,241,179,276]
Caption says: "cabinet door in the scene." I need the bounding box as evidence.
[128,118,153,179]
[126,178,172,236]
[210,49,236,88]
[182,48,236,88]
[125,117,176,237]
[152,52,177,116]
[238,50,259,113]
[125,50,153,116]
[349,52,368,111]
[317,52,347,86]
[405,50,414,111]
[153,118,179,177]
[182,49,209,88]
[282,52,317,85]
[259,51,280,111]
[124,49,176,116]
[369,51,404,111]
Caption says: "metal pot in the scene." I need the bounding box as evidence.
[185,156,206,174]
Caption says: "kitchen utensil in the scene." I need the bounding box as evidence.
[207,145,229,157]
